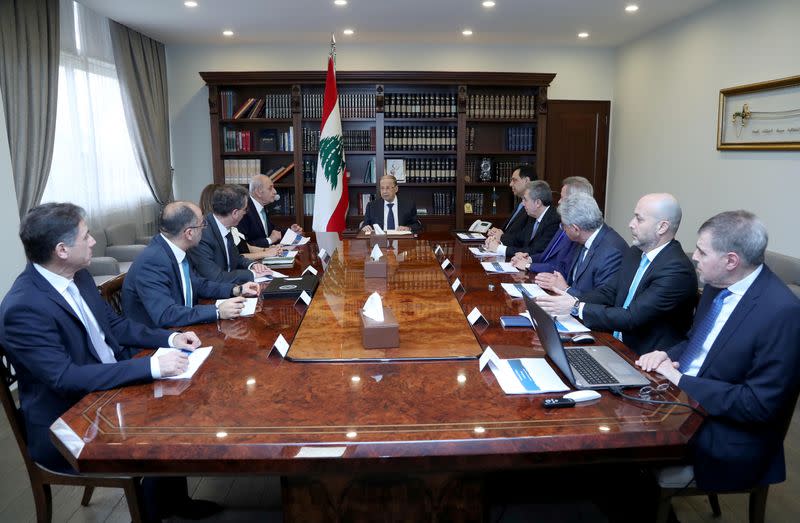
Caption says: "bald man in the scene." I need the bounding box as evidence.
[237,174,302,249]
[536,193,697,355]
[123,201,260,328]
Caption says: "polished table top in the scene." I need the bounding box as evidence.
[51,234,702,475]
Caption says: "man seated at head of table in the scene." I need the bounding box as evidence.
[237,174,303,250]
[188,184,274,284]
[484,180,561,259]
[536,193,697,356]
[361,174,423,233]
[485,164,537,243]
[0,203,221,520]
[636,210,800,495]
[510,176,596,275]
[123,201,260,328]
[527,191,628,297]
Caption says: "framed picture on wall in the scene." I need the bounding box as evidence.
[717,75,800,150]
[385,159,406,182]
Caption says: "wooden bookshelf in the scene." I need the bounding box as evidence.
[200,71,555,230]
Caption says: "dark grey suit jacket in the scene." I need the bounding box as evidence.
[363,197,422,233]
[188,213,254,284]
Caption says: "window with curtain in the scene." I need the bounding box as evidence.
[41,0,156,234]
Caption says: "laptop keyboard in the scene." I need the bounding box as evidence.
[566,348,619,385]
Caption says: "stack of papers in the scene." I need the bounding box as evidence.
[479,347,568,394]
[501,282,547,298]
[469,246,501,258]
[263,250,299,266]
[154,346,213,380]
[481,261,519,273]
[457,232,486,241]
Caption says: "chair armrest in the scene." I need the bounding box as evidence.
[88,257,120,277]
[105,244,146,262]
[135,235,153,245]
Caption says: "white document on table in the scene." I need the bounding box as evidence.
[154,346,213,380]
[280,229,310,246]
[481,261,519,273]
[519,311,591,333]
[501,282,547,298]
[216,297,258,316]
[469,247,501,258]
[480,347,568,394]
[457,232,486,241]
[254,269,288,283]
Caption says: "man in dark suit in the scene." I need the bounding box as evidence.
[511,176,594,274]
[637,211,800,493]
[0,203,219,520]
[237,174,302,249]
[188,184,273,284]
[532,192,628,295]
[484,180,560,259]
[123,202,260,328]
[361,175,422,233]
[537,193,697,355]
[486,164,536,244]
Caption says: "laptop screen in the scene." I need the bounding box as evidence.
[524,296,577,386]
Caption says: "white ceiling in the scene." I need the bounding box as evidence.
[78,0,719,47]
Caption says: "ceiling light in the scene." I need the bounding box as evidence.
[482,1,496,7]
[462,29,473,36]
[343,28,354,36]
[184,1,198,7]
[625,4,639,13]
[222,30,234,37]
[578,32,589,39]
[334,0,348,5]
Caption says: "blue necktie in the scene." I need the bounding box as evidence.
[613,253,651,340]
[180,258,193,306]
[570,246,588,284]
[529,219,540,240]
[678,289,732,374]
[386,203,395,230]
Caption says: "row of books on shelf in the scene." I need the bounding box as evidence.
[222,162,294,185]
[302,128,377,152]
[465,159,530,183]
[272,189,295,215]
[505,126,536,151]
[302,159,318,183]
[223,127,294,152]
[384,126,456,151]
[431,192,455,215]
[220,91,293,119]
[464,193,487,215]
[467,94,536,119]
[302,92,377,119]
[303,193,315,216]
[384,93,457,118]
[400,158,457,183]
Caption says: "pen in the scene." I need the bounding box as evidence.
[178,348,193,355]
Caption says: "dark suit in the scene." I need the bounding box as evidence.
[237,196,280,248]
[566,224,629,296]
[363,197,422,233]
[123,235,233,328]
[527,227,578,276]
[0,265,172,472]
[504,206,561,259]
[580,240,697,355]
[667,267,800,491]
[188,213,254,284]
[499,201,532,245]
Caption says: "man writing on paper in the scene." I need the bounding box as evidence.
[123,202,260,328]
[361,174,422,233]
[484,180,560,259]
[486,164,536,243]
[536,193,696,355]
[636,211,800,494]
[0,203,219,519]
[510,176,595,274]
[237,174,303,249]
[188,184,274,284]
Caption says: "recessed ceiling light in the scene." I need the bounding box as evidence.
[482,1,496,7]
[462,29,473,36]
[222,30,234,37]
[578,32,589,39]
[334,0,348,6]
[625,4,639,13]
[184,1,198,7]
[343,28,354,36]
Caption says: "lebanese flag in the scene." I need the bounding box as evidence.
[312,54,348,232]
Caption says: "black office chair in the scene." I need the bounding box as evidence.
[655,390,800,523]
[0,344,145,523]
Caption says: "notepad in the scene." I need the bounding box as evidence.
[216,297,258,316]
[501,282,547,298]
[154,346,213,380]
[481,261,518,273]
[469,246,501,258]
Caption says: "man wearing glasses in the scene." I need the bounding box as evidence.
[637,211,800,494]
[123,201,260,328]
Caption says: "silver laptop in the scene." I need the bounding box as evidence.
[525,297,649,390]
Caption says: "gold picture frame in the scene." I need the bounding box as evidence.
[717,75,800,150]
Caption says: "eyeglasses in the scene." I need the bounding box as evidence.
[639,383,670,400]
[185,219,208,231]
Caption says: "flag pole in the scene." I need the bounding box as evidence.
[330,33,336,65]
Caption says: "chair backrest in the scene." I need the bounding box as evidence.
[104,223,137,246]
[0,344,37,472]
[98,273,126,315]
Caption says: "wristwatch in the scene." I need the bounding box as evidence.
[570,297,580,317]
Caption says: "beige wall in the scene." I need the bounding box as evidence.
[0,86,27,296]
[608,0,800,258]
[166,42,616,204]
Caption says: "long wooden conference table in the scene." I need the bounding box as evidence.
[51,233,702,520]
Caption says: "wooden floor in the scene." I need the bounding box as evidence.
[1,401,797,522]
